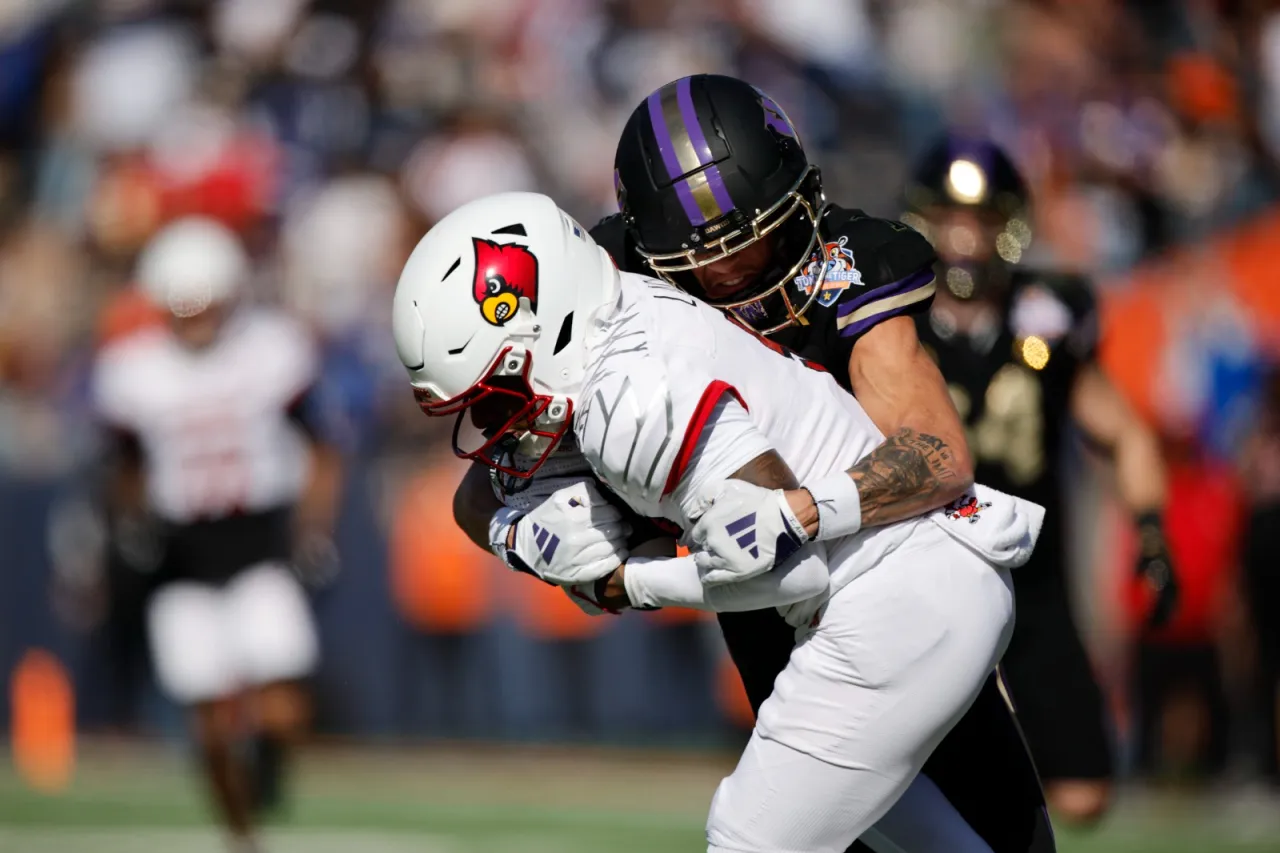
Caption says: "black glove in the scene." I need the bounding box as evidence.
[1135,511,1178,629]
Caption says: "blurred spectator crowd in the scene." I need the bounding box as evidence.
[4,0,1280,786]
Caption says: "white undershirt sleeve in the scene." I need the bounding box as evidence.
[623,542,829,615]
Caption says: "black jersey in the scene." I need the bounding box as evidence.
[773,206,938,381]
[915,269,1099,572]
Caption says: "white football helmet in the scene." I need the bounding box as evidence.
[137,216,248,318]
[392,191,618,479]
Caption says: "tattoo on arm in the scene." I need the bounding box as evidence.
[728,450,800,490]
[848,428,959,526]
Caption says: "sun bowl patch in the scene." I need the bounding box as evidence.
[792,235,863,307]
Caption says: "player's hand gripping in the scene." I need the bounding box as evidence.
[1136,512,1179,629]
[688,479,811,585]
[504,481,631,587]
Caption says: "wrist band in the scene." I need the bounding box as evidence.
[775,489,811,543]
[803,471,862,541]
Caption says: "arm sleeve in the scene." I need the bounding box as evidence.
[623,541,829,612]
[826,216,938,352]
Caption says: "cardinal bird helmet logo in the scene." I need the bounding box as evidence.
[472,238,539,327]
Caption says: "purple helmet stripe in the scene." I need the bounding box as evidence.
[647,87,706,225]
[702,164,736,215]
[675,78,736,214]
[675,77,713,167]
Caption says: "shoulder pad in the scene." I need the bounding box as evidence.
[800,208,937,343]
[820,206,936,288]
[575,353,678,512]
[574,297,729,513]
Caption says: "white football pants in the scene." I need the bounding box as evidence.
[147,563,319,705]
[707,522,1016,853]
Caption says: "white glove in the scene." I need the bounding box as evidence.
[503,481,631,586]
[688,480,810,586]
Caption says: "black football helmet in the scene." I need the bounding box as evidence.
[902,136,1032,301]
[613,74,830,334]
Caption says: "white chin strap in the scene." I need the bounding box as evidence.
[514,394,572,461]
[515,432,555,459]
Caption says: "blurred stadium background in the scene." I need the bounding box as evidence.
[3,0,1280,850]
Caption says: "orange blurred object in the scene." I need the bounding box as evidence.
[645,605,710,625]
[10,649,75,793]
[390,463,495,634]
[717,653,755,730]
[1167,52,1239,124]
[1099,209,1280,433]
[1216,209,1280,343]
[1097,274,1168,426]
[95,287,165,348]
[508,569,609,640]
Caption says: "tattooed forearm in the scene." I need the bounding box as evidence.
[729,450,801,490]
[719,436,964,541]
[848,427,966,527]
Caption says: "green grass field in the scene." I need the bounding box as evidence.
[2,739,1279,852]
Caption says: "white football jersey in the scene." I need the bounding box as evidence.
[92,309,319,524]
[574,273,922,593]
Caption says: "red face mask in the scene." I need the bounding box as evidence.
[413,345,572,479]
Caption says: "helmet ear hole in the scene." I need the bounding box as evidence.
[804,167,824,201]
[552,312,574,355]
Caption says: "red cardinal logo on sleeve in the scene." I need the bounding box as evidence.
[472,238,539,327]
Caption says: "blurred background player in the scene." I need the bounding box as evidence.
[90,217,341,853]
[902,136,1178,826]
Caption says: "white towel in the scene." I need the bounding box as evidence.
[927,483,1045,569]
